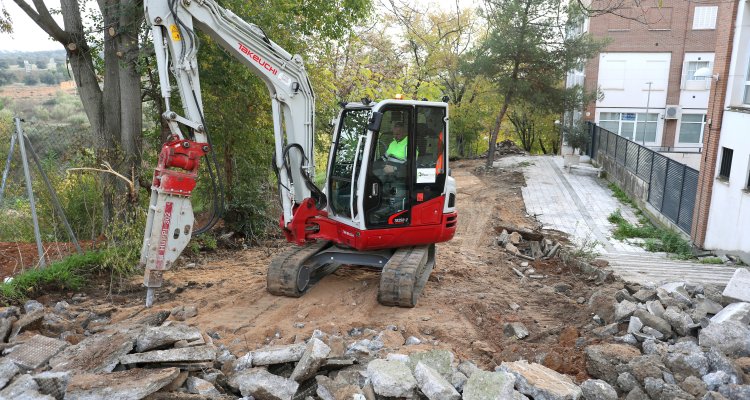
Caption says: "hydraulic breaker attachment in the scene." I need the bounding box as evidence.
[140,138,208,307]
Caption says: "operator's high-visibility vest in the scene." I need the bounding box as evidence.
[386,137,408,160]
[436,131,445,174]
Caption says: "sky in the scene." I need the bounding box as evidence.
[0,0,480,52]
[0,0,64,52]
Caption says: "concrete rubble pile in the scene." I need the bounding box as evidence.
[495,140,527,156]
[0,297,641,400]
[496,227,561,269]
[584,272,750,400]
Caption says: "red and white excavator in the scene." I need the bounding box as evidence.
[139,0,457,308]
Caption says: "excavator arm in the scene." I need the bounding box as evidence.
[140,0,319,306]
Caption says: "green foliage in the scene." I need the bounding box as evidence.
[35,60,47,70]
[0,251,105,304]
[700,257,724,265]
[608,210,692,258]
[564,119,591,154]
[608,182,638,208]
[23,75,38,86]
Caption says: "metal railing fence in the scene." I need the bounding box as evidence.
[588,123,698,234]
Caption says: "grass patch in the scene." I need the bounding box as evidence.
[0,251,107,304]
[608,209,692,258]
[700,257,724,264]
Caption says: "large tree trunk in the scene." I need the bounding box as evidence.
[485,99,510,168]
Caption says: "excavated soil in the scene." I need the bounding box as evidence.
[35,159,621,382]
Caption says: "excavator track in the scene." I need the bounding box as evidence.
[378,244,436,308]
[267,241,333,297]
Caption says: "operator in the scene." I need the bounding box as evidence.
[383,121,408,174]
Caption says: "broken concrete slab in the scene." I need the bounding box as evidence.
[49,332,134,374]
[0,374,43,399]
[8,309,44,341]
[5,334,67,370]
[462,370,515,400]
[633,289,657,303]
[627,316,643,334]
[234,368,299,400]
[408,350,454,378]
[504,322,529,340]
[633,309,672,337]
[646,300,666,319]
[585,344,641,384]
[250,343,306,366]
[186,376,220,396]
[500,360,582,400]
[120,345,216,365]
[316,375,363,400]
[699,320,750,356]
[136,324,203,352]
[367,359,417,398]
[580,379,617,400]
[663,307,695,336]
[65,367,179,400]
[290,338,330,382]
[0,359,20,390]
[33,371,70,400]
[414,362,460,400]
[710,302,750,325]
[723,268,750,303]
[614,300,638,322]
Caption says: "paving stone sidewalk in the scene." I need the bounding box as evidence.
[495,155,737,286]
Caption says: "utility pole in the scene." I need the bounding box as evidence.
[644,81,653,146]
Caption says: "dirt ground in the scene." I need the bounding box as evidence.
[0,241,91,278]
[34,158,621,382]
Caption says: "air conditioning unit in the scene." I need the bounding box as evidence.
[664,105,682,120]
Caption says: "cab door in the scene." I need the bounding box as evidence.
[363,106,413,228]
[328,109,370,222]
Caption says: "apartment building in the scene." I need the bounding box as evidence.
[692,0,750,261]
[577,1,733,157]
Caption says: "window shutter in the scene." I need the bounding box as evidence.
[681,61,690,89]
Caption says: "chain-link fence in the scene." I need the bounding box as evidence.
[589,123,698,234]
[0,117,99,272]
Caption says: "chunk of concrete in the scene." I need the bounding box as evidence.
[664,341,709,378]
[316,375,363,400]
[710,302,750,325]
[663,307,695,336]
[699,320,750,356]
[49,332,134,374]
[8,309,44,341]
[504,322,529,340]
[0,374,40,398]
[458,361,480,378]
[136,324,203,352]
[614,300,638,322]
[65,367,179,400]
[414,362,460,400]
[367,359,417,398]
[186,376,220,396]
[722,268,750,302]
[627,316,643,334]
[646,300,666,319]
[5,334,67,370]
[32,371,70,400]
[0,318,13,343]
[500,360,582,400]
[234,368,299,400]
[250,343,306,366]
[289,338,330,382]
[120,345,215,365]
[633,289,657,303]
[634,309,672,337]
[585,344,641,384]
[0,359,20,389]
[408,350,454,378]
[580,379,617,400]
[462,370,515,400]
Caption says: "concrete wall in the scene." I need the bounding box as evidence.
[703,110,750,261]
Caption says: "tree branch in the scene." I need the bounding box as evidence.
[12,0,71,43]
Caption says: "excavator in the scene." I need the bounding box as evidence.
[139,0,457,308]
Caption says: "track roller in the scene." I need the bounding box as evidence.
[267,241,334,297]
[377,244,436,307]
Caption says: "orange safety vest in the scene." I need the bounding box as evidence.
[436,131,445,174]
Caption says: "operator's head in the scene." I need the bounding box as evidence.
[393,121,406,141]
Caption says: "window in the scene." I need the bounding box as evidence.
[678,114,706,144]
[744,61,750,104]
[719,147,733,180]
[687,61,710,81]
[598,112,657,143]
[693,6,718,30]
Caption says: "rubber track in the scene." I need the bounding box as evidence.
[378,245,432,307]
[267,241,330,297]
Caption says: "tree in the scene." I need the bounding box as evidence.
[24,74,38,85]
[40,71,57,84]
[475,0,605,167]
[35,59,47,69]
[0,60,8,69]
[13,0,144,229]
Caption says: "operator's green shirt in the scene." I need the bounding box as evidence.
[386,137,408,160]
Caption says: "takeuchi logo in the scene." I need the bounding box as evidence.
[238,42,278,75]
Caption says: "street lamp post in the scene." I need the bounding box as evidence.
[644,81,653,146]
